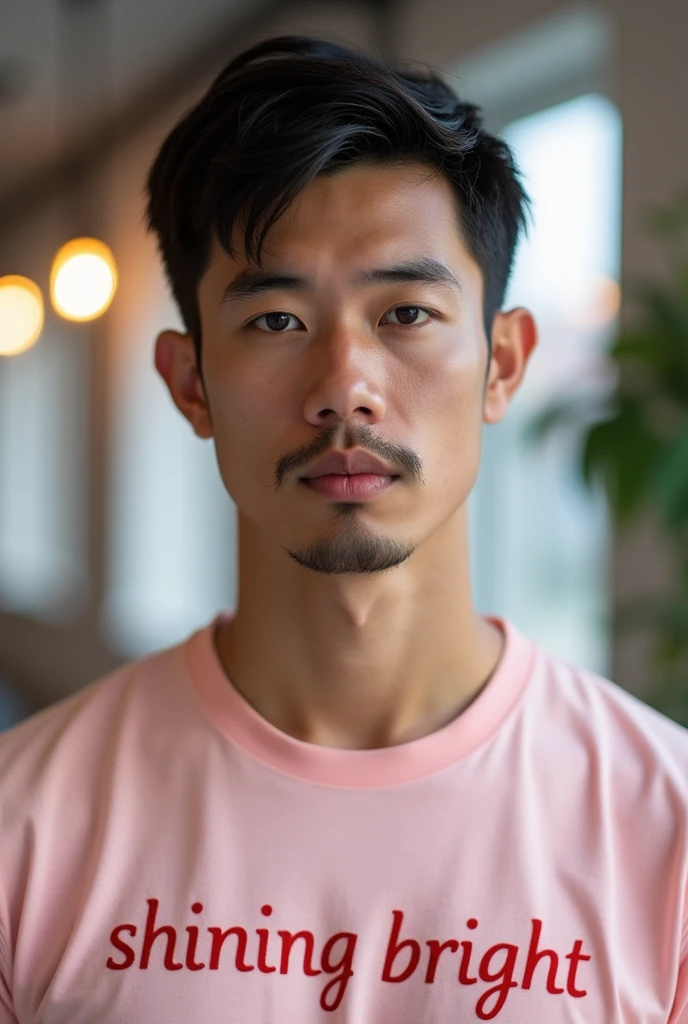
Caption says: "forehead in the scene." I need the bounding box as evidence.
[206,162,480,287]
[280,162,457,233]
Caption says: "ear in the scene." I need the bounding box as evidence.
[154,329,213,439]
[483,308,538,425]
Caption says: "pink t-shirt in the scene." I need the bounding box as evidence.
[1,610,688,1022]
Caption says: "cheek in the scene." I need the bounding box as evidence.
[405,338,483,423]
[419,357,485,492]
[201,380,247,483]
[204,377,284,501]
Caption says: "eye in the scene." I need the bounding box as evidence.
[383,305,435,328]
[249,312,302,333]
[246,305,438,333]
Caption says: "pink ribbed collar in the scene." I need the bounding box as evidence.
[184,610,537,789]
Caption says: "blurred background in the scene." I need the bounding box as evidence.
[1,0,687,731]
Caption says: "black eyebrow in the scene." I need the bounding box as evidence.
[220,257,462,305]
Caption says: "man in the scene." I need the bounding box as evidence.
[1,34,687,1023]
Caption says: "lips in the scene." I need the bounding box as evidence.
[301,449,397,479]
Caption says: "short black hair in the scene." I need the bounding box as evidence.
[145,35,532,376]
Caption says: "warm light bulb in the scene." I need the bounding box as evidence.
[0,275,45,356]
[50,237,118,322]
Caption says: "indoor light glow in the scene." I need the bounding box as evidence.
[561,273,621,329]
[50,237,118,322]
[0,275,45,356]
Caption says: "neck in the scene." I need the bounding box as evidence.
[214,506,505,750]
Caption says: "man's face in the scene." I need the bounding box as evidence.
[158,162,535,575]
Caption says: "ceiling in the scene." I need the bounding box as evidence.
[0,0,266,207]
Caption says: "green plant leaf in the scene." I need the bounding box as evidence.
[675,260,688,299]
[630,285,688,399]
[643,188,688,238]
[608,329,674,376]
[641,675,688,728]
[654,628,688,671]
[648,420,688,528]
[523,184,688,718]
[580,397,664,520]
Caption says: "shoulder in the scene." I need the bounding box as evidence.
[0,640,188,822]
[535,642,688,798]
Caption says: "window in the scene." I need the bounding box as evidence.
[468,92,622,676]
[102,252,236,657]
[0,320,88,622]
